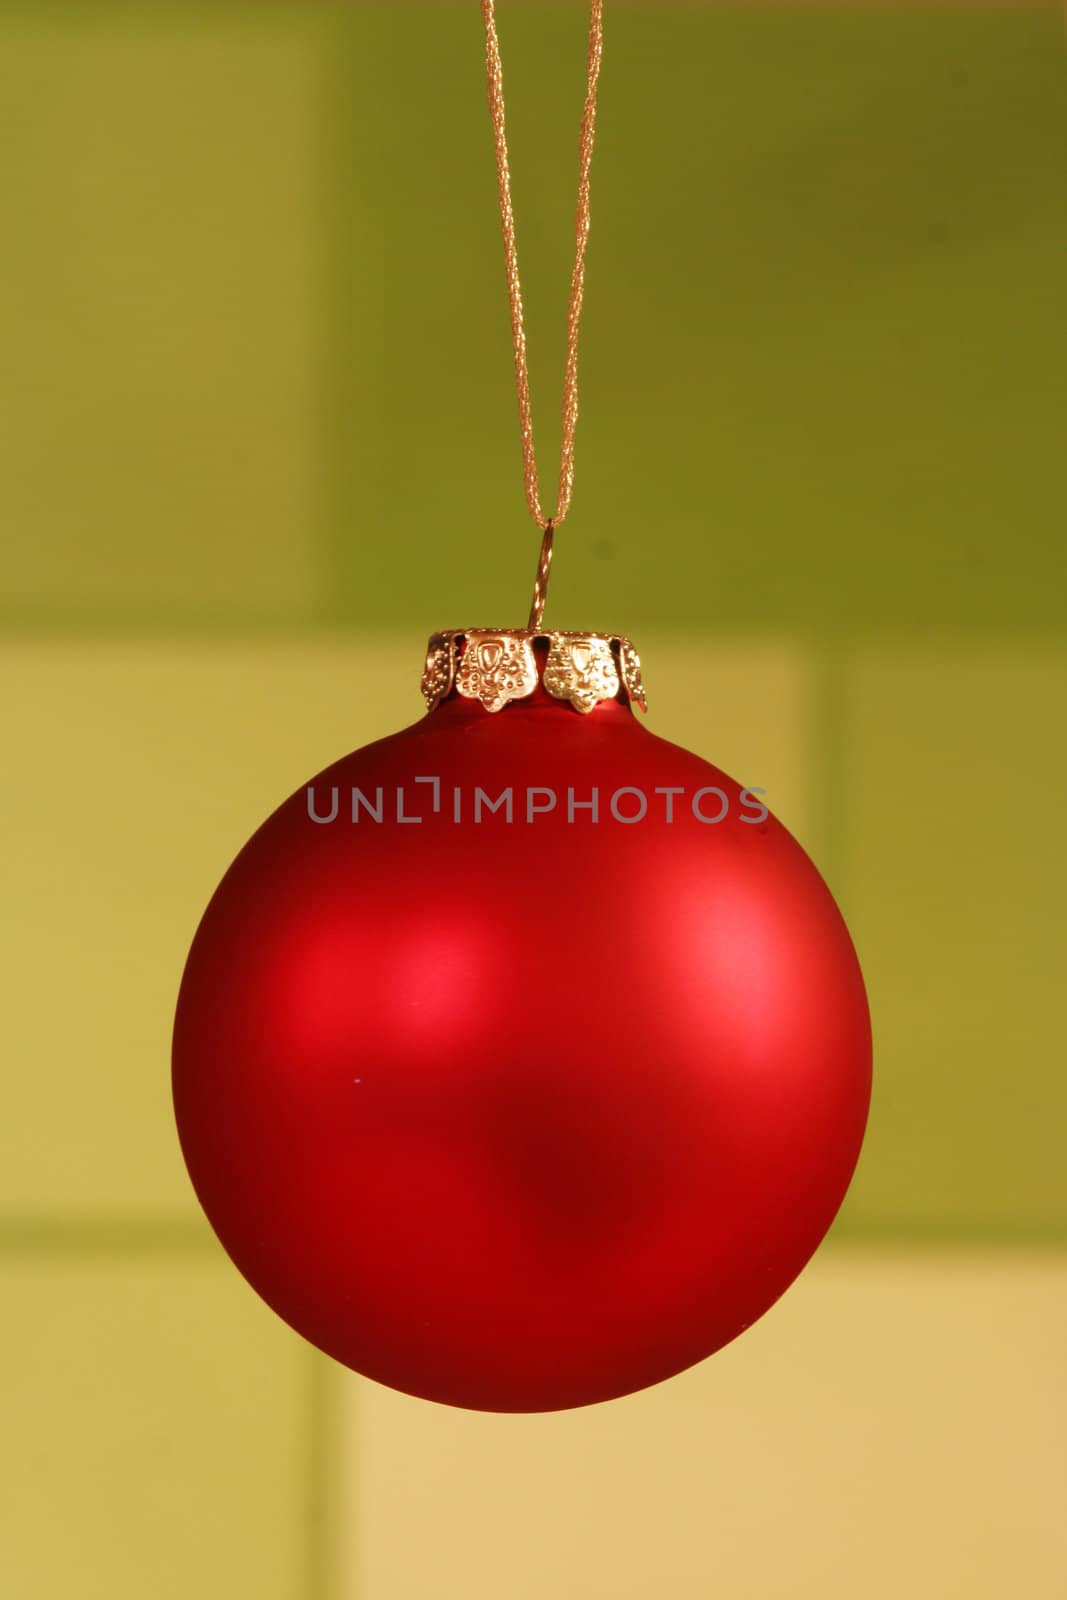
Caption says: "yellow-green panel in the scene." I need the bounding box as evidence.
[0,8,325,624]
[346,1251,1067,1600]
[0,633,812,1218]
[329,6,1067,633]
[838,646,1067,1235]
[636,633,815,842]
[0,636,417,1216]
[0,1257,308,1600]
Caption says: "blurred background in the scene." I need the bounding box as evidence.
[2,1,1065,1596]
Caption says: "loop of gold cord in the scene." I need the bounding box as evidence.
[481,0,604,539]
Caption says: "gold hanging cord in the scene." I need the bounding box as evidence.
[481,0,605,629]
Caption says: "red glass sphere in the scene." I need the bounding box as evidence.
[173,654,870,1411]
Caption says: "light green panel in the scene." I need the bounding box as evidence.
[345,1251,1067,1600]
[0,1257,307,1600]
[642,633,815,846]
[5,630,1060,1232]
[0,9,325,624]
[0,633,813,1218]
[837,644,1067,1235]
[0,636,417,1216]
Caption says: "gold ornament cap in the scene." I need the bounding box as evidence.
[421,629,647,716]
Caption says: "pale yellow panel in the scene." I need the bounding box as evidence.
[344,1252,1067,1600]
[0,1257,308,1600]
[0,635,421,1213]
[0,14,322,617]
[839,645,1067,1232]
[642,634,814,843]
[0,633,809,1214]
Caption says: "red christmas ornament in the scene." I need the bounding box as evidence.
[173,631,870,1412]
[175,4,870,1414]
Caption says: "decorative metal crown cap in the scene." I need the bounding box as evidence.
[422,629,647,716]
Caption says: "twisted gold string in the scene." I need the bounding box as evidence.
[482,0,604,585]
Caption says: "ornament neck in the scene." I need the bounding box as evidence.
[421,629,647,718]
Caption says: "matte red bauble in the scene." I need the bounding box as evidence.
[173,630,871,1412]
